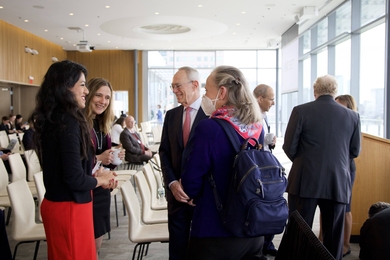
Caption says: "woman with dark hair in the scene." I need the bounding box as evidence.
[110,117,125,147]
[84,77,125,255]
[33,60,116,260]
[182,65,264,259]
[15,114,27,132]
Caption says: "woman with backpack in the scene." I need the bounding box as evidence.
[181,66,264,259]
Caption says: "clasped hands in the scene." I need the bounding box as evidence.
[95,166,118,189]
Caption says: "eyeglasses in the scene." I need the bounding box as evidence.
[170,81,193,91]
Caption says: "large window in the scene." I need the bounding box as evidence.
[359,23,385,136]
[147,50,280,134]
[335,39,351,95]
[295,0,387,138]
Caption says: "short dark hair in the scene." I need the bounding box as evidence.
[368,202,390,218]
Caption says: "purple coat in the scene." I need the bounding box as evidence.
[182,118,241,238]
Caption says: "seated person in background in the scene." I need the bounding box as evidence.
[120,115,154,164]
[110,117,125,147]
[359,201,390,260]
[0,150,12,173]
[22,115,35,150]
[15,114,27,132]
[0,116,11,134]
[7,114,19,134]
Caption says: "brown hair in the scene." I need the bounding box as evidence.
[335,94,357,112]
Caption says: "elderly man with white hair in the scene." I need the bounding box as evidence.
[283,75,361,260]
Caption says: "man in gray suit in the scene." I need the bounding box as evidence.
[283,75,361,260]
[120,115,153,164]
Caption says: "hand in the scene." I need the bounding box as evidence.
[170,180,190,203]
[95,167,116,188]
[187,199,196,207]
[271,136,277,146]
[118,149,125,160]
[97,149,114,165]
[145,150,153,157]
[0,153,9,161]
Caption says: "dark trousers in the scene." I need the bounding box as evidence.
[0,209,12,260]
[168,197,194,260]
[186,236,264,260]
[288,194,345,260]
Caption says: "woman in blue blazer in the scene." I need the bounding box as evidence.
[182,66,264,259]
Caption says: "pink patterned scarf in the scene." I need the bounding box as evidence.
[211,106,262,141]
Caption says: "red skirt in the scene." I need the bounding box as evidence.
[41,198,96,260]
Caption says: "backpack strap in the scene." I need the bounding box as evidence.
[213,118,241,153]
[207,118,241,213]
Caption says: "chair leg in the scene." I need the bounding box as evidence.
[144,244,150,256]
[6,207,12,226]
[33,240,41,260]
[114,194,119,227]
[123,200,126,216]
[108,231,111,240]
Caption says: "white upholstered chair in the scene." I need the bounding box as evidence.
[120,180,169,260]
[24,150,42,182]
[7,179,46,260]
[134,171,167,224]
[8,153,37,196]
[0,159,11,225]
[142,163,167,210]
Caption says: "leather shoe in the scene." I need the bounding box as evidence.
[343,247,351,257]
[263,249,278,256]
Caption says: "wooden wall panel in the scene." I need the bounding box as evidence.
[0,20,67,84]
[0,20,145,122]
[351,133,390,235]
[67,50,143,119]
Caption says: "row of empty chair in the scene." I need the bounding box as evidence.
[3,152,167,260]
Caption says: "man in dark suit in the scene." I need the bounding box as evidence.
[283,75,361,260]
[254,84,277,258]
[159,66,207,260]
[120,115,153,164]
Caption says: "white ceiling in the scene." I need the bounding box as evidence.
[0,0,345,51]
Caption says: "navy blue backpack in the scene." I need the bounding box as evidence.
[209,119,289,237]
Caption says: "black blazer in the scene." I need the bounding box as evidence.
[159,105,207,192]
[283,95,361,204]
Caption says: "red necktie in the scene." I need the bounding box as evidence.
[183,107,192,146]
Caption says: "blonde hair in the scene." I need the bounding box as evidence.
[211,66,262,125]
[313,75,338,97]
[85,78,115,135]
[335,94,357,112]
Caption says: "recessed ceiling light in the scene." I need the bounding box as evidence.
[241,11,246,14]
[107,41,110,43]
[0,6,3,9]
[60,37,63,40]
[105,6,110,8]
[198,5,203,7]
[44,29,48,32]
[85,24,89,27]
[97,33,101,36]
[69,13,74,16]
[24,20,29,23]
[233,32,236,35]
[155,12,159,15]
[236,23,240,26]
